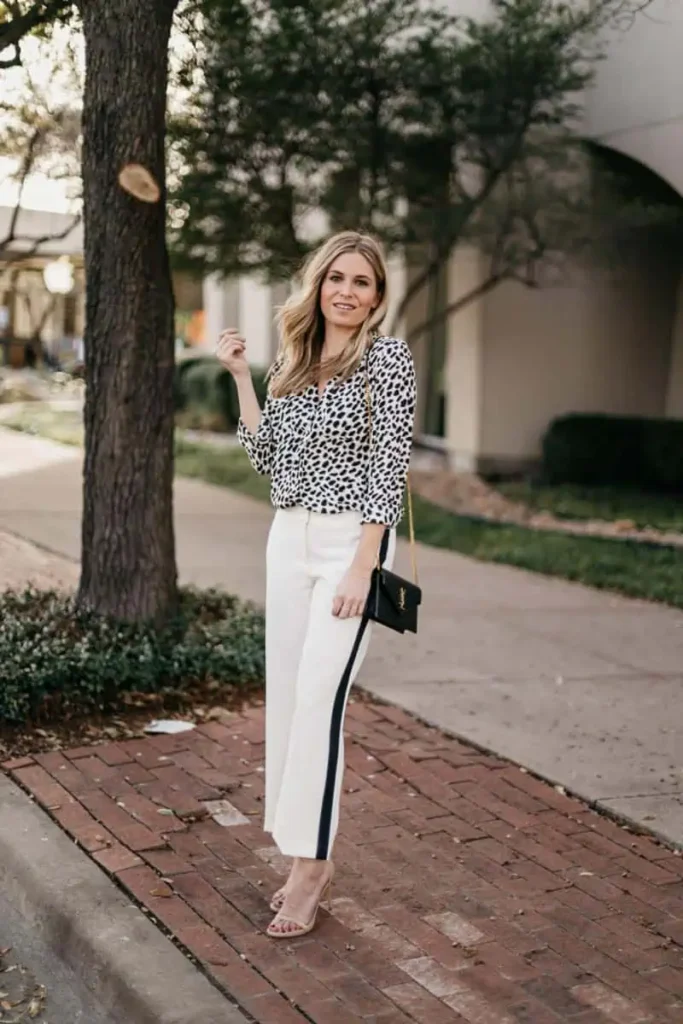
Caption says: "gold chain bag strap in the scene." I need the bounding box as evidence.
[363,359,422,634]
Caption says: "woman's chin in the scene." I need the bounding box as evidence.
[325,313,364,331]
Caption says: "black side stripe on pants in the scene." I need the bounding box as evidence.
[315,529,390,861]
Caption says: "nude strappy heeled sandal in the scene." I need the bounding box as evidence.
[267,870,334,940]
[270,887,286,912]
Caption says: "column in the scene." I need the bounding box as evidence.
[443,246,485,472]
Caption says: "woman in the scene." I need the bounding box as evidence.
[217,231,416,939]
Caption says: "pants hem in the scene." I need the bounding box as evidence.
[273,833,332,861]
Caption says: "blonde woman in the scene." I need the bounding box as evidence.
[217,231,416,938]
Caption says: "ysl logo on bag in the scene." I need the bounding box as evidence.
[399,587,406,611]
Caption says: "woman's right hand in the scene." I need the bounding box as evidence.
[216,328,250,380]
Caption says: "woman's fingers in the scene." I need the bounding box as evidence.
[216,333,247,371]
[219,327,243,342]
[218,337,245,354]
[337,597,364,620]
[333,572,370,619]
[217,329,246,357]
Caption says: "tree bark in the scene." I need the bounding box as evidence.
[78,0,178,623]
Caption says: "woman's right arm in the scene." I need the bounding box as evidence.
[217,329,273,476]
[234,375,263,435]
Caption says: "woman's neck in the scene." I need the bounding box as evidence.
[321,324,354,361]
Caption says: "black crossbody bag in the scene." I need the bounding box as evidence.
[362,367,422,634]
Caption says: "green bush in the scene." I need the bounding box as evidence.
[0,587,265,724]
[542,414,683,492]
[173,356,270,433]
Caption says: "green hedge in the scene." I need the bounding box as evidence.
[0,587,265,724]
[542,413,683,492]
[174,356,269,432]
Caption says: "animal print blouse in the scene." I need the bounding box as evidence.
[237,336,416,528]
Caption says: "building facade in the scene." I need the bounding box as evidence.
[205,0,683,474]
[411,0,683,472]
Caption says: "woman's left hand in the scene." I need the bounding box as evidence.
[332,569,371,619]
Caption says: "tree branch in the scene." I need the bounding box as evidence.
[2,126,43,249]
[0,212,82,264]
[0,0,71,61]
[405,273,506,347]
[388,81,541,337]
[0,116,82,261]
[0,41,21,67]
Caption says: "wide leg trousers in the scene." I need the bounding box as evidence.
[264,506,395,860]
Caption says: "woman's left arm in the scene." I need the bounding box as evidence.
[361,337,417,528]
[332,339,417,620]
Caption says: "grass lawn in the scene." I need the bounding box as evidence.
[4,406,683,609]
[175,437,271,503]
[498,481,683,534]
[406,494,683,608]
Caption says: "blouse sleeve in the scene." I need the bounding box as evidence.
[237,398,274,476]
[362,337,416,527]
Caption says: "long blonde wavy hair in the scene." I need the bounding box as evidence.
[270,231,389,398]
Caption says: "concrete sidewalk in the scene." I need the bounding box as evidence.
[1,426,681,848]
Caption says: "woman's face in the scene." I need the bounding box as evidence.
[319,251,380,332]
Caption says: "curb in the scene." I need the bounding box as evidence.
[0,775,248,1024]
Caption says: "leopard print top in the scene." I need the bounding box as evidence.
[237,335,416,527]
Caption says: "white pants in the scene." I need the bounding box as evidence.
[264,506,395,860]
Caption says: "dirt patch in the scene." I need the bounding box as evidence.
[411,469,683,548]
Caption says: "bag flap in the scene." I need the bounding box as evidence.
[377,570,422,614]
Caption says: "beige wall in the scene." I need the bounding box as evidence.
[478,257,679,467]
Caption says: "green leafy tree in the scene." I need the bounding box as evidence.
[171,0,663,336]
[0,0,658,627]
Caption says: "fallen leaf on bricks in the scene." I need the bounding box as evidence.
[27,986,46,1017]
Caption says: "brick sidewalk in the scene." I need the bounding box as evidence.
[4,702,683,1024]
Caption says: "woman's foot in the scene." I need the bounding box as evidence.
[270,886,286,912]
[267,859,334,939]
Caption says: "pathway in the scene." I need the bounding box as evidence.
[5,702,683,1024]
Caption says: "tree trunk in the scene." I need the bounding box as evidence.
[78,0,179,623]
